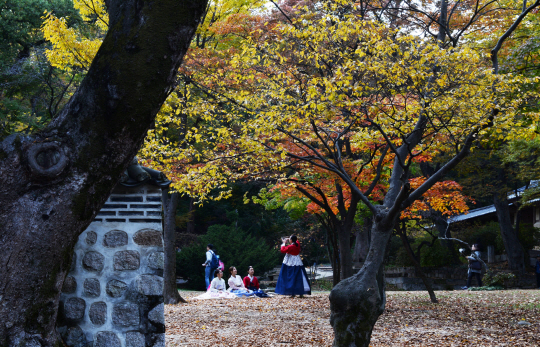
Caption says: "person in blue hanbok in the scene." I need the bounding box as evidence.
[275,235,311,297]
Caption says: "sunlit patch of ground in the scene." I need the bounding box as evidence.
[165,290,540,346]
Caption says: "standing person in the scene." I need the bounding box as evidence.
[535,256,540,289]
[462,244,483,290]
[275,235,311,297]
[202,244,218,289]
[243,266,260,291]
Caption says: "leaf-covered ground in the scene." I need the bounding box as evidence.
[166,290,540,346]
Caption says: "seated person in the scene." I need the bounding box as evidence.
[243,266,269,298]
[243,266,260,291]
[228,266,254,297]
[194,269,236,300]
[210,269,227,292]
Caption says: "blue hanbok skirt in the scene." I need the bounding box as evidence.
[275,254,311,295]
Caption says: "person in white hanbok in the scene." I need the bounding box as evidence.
[227,266,254,297]
[194,269,237,300]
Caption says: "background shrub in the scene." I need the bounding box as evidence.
[482,271,516,288]
[418,237,454,268]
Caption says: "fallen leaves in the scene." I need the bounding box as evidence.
[166,290,540,346]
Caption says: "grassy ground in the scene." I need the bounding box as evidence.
[165,290,540,346]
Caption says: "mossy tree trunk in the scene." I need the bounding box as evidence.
[0,0,207,345]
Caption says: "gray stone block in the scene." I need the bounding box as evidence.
[89,301,107,325]
[94,332,121,347]
[64,297,86,321]
[147,252,164,270]
[112,302,140,327]
[103,230,128,248]
[60,325,86,347]
[133,229,162,246]
[83,251,104,272]
[125,332,145,347]
[135,274,163,296]
[62,276,77,294]
[83,278,100,297]
[106,279,127,298]
[114,250,140,271]
[86,231,97,245]
[148,303,164,324]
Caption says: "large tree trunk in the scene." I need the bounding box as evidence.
[493,193,527,273]
[0,1,206,345]
[163,189,186,304]
[330,217,393,346]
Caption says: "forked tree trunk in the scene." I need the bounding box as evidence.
[330,216,394,346]
[493,193,527,273]
[163,189,186,304]
[0,1,206,345]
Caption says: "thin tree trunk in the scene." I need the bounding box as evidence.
[352,224,363,263]
[396,225,438,303]
[493,193,527,273]
[338,225,354,280]
[330,218,393,346]
[352,217,371,263]
[163,189,186,304]
[332,230,341,286]
[0,1,206,345]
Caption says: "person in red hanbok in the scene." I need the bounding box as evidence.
[275,235,311,297]
[243,266,260,291]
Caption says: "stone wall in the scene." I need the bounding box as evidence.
[57,186,165,347]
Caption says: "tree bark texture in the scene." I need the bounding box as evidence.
[330,212,394,347]
[162,189,186,304]
[0,1,207,345]
[493,193,527,273]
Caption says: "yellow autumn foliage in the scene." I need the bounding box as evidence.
[141,0,539,203]
[41,0,108,71]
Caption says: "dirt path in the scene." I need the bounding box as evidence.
[165,290,540,346]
